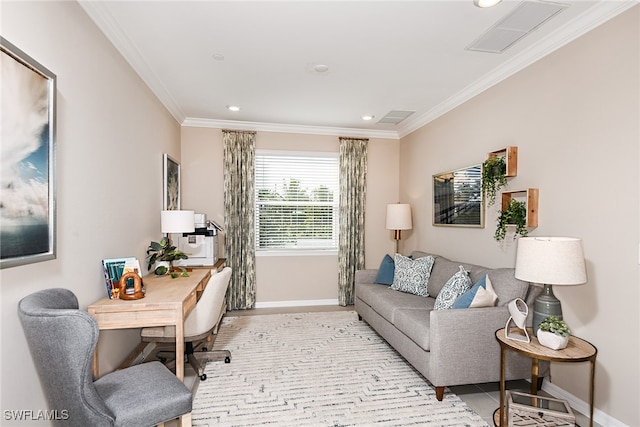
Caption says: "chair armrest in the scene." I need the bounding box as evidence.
[428,306,509,385]
[355,269,378,285]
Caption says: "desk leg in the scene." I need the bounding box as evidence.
[499,344,506,427]
[175,314,185,381]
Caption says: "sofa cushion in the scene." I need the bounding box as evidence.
[356,283,432,324]
[390,254,434,297]
[374,254,395,285]
[394,308,432,351]
[453,275,498,309]
[487,268,530,306]
[434,265,472,310]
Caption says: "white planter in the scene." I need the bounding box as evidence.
[537,329,569,350]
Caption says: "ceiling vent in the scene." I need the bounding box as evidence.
[466,1,568,54]
[378,110,415,125]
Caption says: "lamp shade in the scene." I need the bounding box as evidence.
[161,210,195,234]
[515,237,587,285]
[386,204,412,231]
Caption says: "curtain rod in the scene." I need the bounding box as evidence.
[221,129,257,135]
[339,136,369,141]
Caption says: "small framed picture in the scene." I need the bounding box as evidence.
[1,37,57,269]
[163,153,180,210]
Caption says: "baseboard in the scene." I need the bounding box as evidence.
[255,299,340,308]
[542,380,627,426]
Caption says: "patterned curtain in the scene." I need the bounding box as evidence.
[338,137,368,306]
[222,130,257,310]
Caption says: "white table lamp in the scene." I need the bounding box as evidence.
[515,237,587,335]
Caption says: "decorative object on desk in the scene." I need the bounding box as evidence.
[118,271,145,300]
[494,199,528,241]
[163,153,180,210]
[505,298,530,343]
[537,316,570,350]
[102,257,143,299]
[0,38,57,269]
[146,237,189,278]
[481,155,507,206]
[515,237,587,335]
[386,203,412,254]
[433,165,483,228]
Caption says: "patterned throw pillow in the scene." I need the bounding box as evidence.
[390,254,434,297]
[434,265,472,310]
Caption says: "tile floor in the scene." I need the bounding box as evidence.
[169,305,599,427]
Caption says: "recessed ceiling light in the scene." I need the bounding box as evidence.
[474,0,502,7]
[212,53,225,61]
[226,105,240,112]
[362,115,375,121]
[313,64,329,73]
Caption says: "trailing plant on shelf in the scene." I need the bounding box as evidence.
[494,199,528,241]
[146,238,189,278]
[482,156,507,206]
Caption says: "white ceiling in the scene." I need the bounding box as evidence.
[80,0,635,139]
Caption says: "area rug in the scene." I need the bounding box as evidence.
[192,311,488,426]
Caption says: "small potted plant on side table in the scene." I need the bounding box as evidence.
[146,238,189,278]
[537,316,570,350]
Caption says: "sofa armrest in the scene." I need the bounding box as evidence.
[428,306,510,385]
[355,269,378,285]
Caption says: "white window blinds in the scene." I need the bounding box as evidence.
[255,150,339,252]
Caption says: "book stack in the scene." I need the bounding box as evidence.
[102,257,143,299]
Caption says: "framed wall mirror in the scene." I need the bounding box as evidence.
[433,164,484,228]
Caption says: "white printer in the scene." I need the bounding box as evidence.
[174,213,222,267]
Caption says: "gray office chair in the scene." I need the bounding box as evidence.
[142,267,232,381]
[18,288,193,427]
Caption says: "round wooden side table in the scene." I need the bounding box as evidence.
[494,328,597,427]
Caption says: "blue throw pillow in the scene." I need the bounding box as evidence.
[452,275,486,309]
[374,254,395,285]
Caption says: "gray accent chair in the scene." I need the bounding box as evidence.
[18,288,193,427]
[141,267,233,381]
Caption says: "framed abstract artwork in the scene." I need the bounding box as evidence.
[433,164,484,228]
[1,37,57,269]
[163,153,180,210]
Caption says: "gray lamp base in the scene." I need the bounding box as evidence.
[532,284,563,336]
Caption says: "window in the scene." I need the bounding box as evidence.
[255,150,339,253]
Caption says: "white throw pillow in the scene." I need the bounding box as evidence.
[390,254,434,297]
[434,265,472,310]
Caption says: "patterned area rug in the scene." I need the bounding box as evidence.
[192,311,488,426]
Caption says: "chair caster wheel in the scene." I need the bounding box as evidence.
[225,356,231,363]
[200,374,207,381]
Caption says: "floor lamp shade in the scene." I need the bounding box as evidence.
[161,210,195,234]
[386,204,412,232]
[515,237,587,334]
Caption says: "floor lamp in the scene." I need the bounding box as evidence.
[386,204,412,255]
[514,236,587,335]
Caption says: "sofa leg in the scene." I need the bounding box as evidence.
[435,386,444,401]
[536,377,544,391]
[358,314,362,321]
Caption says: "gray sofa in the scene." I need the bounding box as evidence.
[355,251,548,401]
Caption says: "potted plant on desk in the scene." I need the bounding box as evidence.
[146,238,189,278]
[537,316,570,350]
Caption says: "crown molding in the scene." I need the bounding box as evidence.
[182,117,400,140]
[397,0,638,138]
[78,1,185,123]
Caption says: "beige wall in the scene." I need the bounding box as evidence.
[399,7,639,425]
[181,127,400,304]
[0,1,181,421]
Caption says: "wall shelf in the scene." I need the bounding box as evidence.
[488,146,518,178]
[501,188,539,227]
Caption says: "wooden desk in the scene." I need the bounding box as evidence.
[88,268,211,381]
[494,328,597,427]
